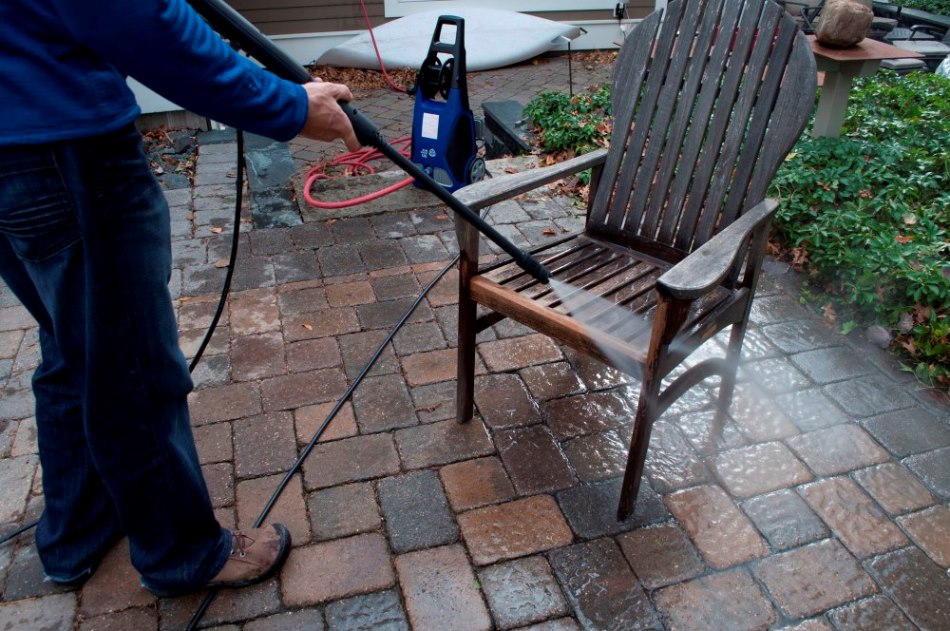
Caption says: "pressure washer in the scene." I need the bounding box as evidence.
[410,15,485,192]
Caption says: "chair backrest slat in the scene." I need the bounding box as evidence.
[594,1,686,229]
[587,9,661,228]
[587,0,816,256]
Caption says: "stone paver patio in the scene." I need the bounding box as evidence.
[1,54,949,631]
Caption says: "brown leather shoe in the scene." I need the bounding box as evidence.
[206,524,291,590]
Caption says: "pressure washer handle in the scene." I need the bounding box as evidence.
[339,103,550,285]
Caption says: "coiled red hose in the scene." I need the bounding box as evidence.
[303,136,414,209]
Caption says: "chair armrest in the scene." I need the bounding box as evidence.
[658,198,779,301]
[455,149,608,212]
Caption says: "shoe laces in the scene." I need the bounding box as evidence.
[231,531,252,559]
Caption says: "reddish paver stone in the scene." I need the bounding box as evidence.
[158,578,281,628]
[800,477,907,558]
[283,308,360,341]
[392,321,446,355]
[189,382,261,425]
[231,332,285,381]
[202,462,234,508]
[420,267,459,307]
[674,408,748,456]
[339,329,400,378]
[401,348,458,386]
[753,539,877,619]
[285,337,341,373]
[280,533,394,606]
[302,433,400,490]
[496,425,574,495]
[259,368,348,411]
[828,595,915,631]
[440,456,515,511]
[395,545,491,631]
[0,593,76,631]
[478,334,562,372]
[307,481,381,541]
[245,609,326,631]
[711,442,812,498]
[325,280,375,307]
[473,373,541,429]
[277,285,328,315]
[727,383,800,442]
[548,538,659,631]
[617,524,704,589]
[233,411,298,478]
[78,540,154,617]
[665,485,768,569]
[294,401,358,444]
[193,421,232,464]
[77,608,157,631]
[541,391,632,440]
[478,556,569,629]
[395,417,493,469]
[519,361,585,401]
[786,424,889,476]
[853,462,936,515]
[0,306,35,332]
[229,288,280,335]
[0,454,37,523]
[458,495,573,565]
[410,380,457,423]
[897,505,950,567]
[644,421,710,493]
[653,568,776,631]
[352,374,418,433]
[563,429,628,482]
[236,474,310,546]
[867,546,950,630]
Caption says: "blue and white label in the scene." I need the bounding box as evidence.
[421,113,440,140]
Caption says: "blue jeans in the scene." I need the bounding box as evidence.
[0,125,230,592]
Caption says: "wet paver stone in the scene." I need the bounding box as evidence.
[1,56,949,631]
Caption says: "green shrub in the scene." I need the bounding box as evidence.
[770,71,950,388]
[524,85,612,154]
[894,0,950,16]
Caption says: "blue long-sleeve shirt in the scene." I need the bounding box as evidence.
[0,0,308,146]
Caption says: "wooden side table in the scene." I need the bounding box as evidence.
[808,35,923,138]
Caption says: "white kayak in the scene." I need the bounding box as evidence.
[318,8,581,72]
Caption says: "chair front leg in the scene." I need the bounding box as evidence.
[617,293,690,520]
[456,216,481,424]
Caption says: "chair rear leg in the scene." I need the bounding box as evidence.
[456,292,477,423]
[712,321,748,437]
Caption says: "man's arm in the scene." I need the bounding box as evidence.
[52,0,354,146]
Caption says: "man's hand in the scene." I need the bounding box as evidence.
[300,81,360,151]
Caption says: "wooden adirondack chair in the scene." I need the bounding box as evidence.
[453,0,817,519]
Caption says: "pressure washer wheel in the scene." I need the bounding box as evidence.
[469,157,486,183]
